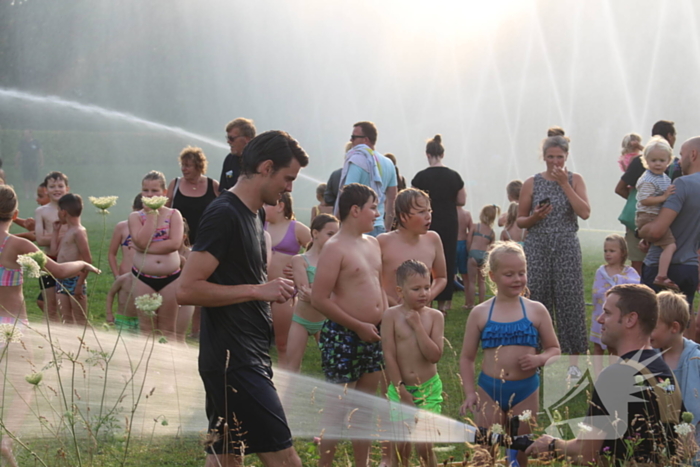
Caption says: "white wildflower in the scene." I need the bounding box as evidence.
[674,422,694,436]
[519,409,532,422]
[577,422,593,434]
[88,196,118,213]
[634,374,645,386]
[0,323,23,344]
[490,423,504,435]
[141,196,168,210]
[16,254,42,278]
[134,293,163,316]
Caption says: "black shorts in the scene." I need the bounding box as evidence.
[37,275,56,302]
[319,320,384,384]
[199,365,293,456]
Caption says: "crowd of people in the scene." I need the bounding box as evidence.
[1,117,700,467]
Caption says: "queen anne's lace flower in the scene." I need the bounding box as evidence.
[578,422,593,434]
[141,196,168,210]
[89,196,118,213]
[519,409,532,422]
[134,293,163,317]
[490,423,504,435]
[0,323,23,344]
[634,374,646,386]
[17,254,42,278]
[674,422,694,436]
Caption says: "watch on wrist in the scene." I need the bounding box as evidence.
[549,438,558,454]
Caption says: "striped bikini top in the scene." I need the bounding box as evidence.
[0,236,23,287]
[139,211,171,242]
[481,297,538,349]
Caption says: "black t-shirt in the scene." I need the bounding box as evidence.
[193,191,271,372]
[587,349,683,464]
[620,155,645,188]
[218,153,241,191]
[411,167,464,227]
[324,168,342,206]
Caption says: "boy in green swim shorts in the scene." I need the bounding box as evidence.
[382,259,445,467]
[106,273,140,333]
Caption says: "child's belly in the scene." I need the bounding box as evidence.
[481,345,538,381]
[132,251,180,276]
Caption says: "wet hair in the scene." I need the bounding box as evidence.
[641,136,673,169]
[621,133,643,155]
[353,121,378,146]
[142,170,167,190]
[337,183,377,222]
[657,291,690,329]
[479,204,500,227]
[316,183,327,199]
[425,134,444,158]
[225,117,256,139]
[0,185,18,221]
[279,192,295,220]
[45,171,69,186]
[483,241,527,294]
[58,193,83,217]
[547,126,566,137]
[240,130,309,177]
[504,202,519,229]
[506,180,522,201]
[651,120,676,141]
[604,233,628,265]
[394,188,430,228]
[396,259,430,287]
[541,136,569,158]
[606,284,658,336]
[179,146,208,175]
[132,193,143,210]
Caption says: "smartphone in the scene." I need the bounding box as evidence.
[537,198,551,208]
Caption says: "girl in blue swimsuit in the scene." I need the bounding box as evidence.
[459,241,560,467]
[286,214,339,372]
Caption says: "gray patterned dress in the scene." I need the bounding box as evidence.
[523,172,588,355]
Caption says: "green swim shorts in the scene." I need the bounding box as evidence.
[115,314,140,333]
[387,373,443,421]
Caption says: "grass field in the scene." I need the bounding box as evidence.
[8,215,616,466]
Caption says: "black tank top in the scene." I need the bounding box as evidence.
[172,177,217,245]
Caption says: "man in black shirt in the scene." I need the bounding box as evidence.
[178,130,309,467]
[527,284,684,465]
[219,118,256,191]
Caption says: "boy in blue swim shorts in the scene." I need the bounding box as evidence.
[382,259,445,467]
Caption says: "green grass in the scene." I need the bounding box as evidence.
[8,217,612,466]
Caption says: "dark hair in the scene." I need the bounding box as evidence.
[353,121,378,146]
[58,193,83,217]
[547,126,566,137]
[396,259,430,286]
[45,171,69,186]
[225,117,256,138]
[310,213,338,233]
[651,120,676,140]
[240,130,309,177]
[38,181,47,189]
[506,180,523,201]
[316,183,327,198]
[0,185,18,221]
[395,188,430,228]
[338,183,377,222]
[606,284,658,336]
[279,192,295,220]
[132,193,143,210]
[426,134,444,157]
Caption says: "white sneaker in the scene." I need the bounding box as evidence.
[567,365,582,380]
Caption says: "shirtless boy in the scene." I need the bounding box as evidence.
[52,193,92,325]
[106,273,139,333]
[311,183,387,467]
[35,172,69,322]
[382,260,444,467]
[378,188,447,307]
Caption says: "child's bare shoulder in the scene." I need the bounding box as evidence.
[422,306,444,322]
[468,299,492,322]
[384,305,403,319]
[522,297,548,317]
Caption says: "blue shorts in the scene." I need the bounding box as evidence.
[456,240,468,274]
[319,320,383,384]
[56,276,86,296]
[477,372,539,411]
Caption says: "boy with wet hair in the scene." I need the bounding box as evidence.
[650,290,700,451]
[53,193,92,325]
[378,188,447,307]
[35,172,70,322]
[382,259,444,467]
[498,179,523,227]
[311,183,387,467]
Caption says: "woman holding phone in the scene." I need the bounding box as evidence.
[517,135,591,378]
